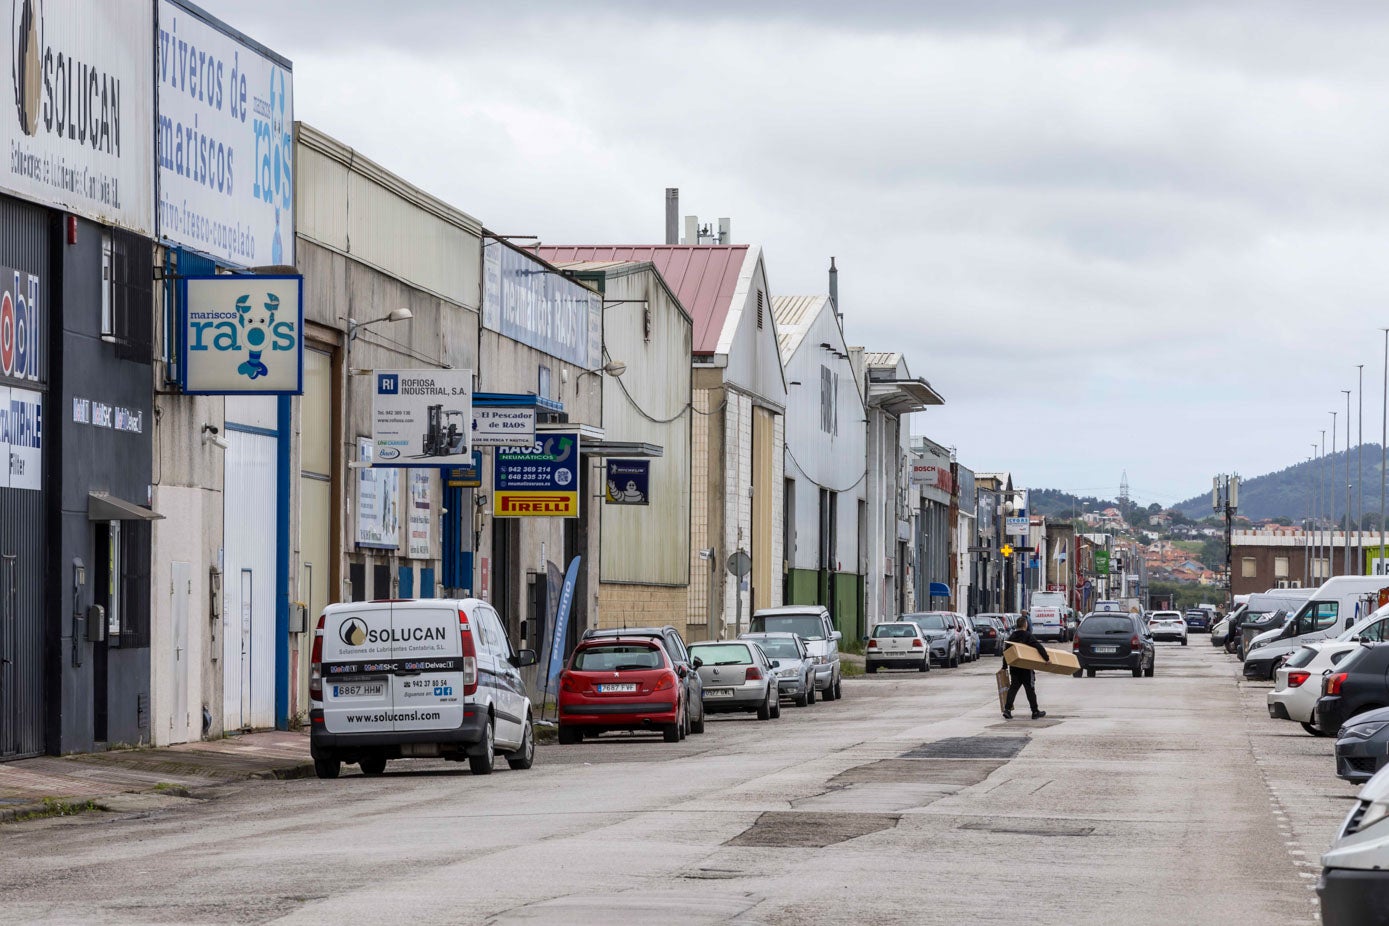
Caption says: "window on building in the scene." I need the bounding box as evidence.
[820,365,834,434]
[100,231,114,336]
[1274,555,1289,578]
[1314,557,1329,580]
[1241,557,1257,578]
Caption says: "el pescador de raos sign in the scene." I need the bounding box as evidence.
[179,274,303,394]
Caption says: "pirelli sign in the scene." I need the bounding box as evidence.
[493,432,580,518]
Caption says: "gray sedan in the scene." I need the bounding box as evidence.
[740,632,816,706]
[689,641,782,720]
[903,612,962,668]
[1336,706,1389,783]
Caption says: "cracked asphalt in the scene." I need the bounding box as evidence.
[0,643,1342,925]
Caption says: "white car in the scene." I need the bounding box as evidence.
[865,622,930,673]
[1268,642,1361,735]
[1147,611,1188,645]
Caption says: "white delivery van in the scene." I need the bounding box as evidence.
[310,598,538,779]
[1242,578,1389,680]
[1029,591,1069,641]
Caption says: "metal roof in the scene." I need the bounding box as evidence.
[864,351,901,368]
[532,246,748,355]
[771,294,830,357]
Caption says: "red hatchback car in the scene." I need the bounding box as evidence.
[558,638,686,743]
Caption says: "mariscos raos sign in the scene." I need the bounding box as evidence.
[156,0,293,268]
[5,0,155,233]
[179,274,303,394]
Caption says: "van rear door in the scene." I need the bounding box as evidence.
[388,601,465,733]
[320,603,396,735]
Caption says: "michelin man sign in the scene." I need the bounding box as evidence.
[179,274,303,394]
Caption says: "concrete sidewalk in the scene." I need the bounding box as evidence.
[0,731,311,823]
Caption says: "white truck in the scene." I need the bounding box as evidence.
[1028,591,1069,641]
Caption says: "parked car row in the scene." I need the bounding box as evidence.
[898,611,984,668]
[559,605,846,744]
[1223,581,1389,924]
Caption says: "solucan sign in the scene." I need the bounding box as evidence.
[179,274,303,394]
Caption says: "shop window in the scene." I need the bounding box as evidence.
[1241,557,1257,579]
[120,521,151,648]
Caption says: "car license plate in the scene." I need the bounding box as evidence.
[1094,645,1117,654]
[332,682,385,698]
[597,683,637,693]
[706,688,735,698]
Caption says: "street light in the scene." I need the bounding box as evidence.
[1344,389,1353,574]
[347,307,413,342]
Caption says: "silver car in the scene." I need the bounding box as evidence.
[903,612,962,668]
[689,641,782,720]
[741,632,816,706]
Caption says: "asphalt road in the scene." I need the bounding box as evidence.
[0,642,1335,925]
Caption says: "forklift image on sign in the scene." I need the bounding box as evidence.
[418,405,467,457]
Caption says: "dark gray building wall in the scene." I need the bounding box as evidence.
[55,218,154,752]
[0,195,50,761]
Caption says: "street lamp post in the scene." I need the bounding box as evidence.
[1344,389,1353,574]
[1358,365,1365,566]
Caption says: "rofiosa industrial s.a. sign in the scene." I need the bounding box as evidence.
[179,274,303,394]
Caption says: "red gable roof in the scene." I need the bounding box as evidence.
[532,245,749,355]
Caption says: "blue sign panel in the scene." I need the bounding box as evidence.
[604,460,650,505]
[929,581,951,598]
[179,274,303,395]
[494,433,580,517]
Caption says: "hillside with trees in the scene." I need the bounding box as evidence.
[1172,445,1386,525]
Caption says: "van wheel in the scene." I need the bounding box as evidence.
[359,756,386,777]
[469,719,496,775]
[557,724,580,745]
[507,716,536,770]
[313,757,341,780]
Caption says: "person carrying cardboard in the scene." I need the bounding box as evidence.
[1002,614,1048,720]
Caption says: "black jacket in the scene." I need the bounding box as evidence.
[1003,628,1050,666]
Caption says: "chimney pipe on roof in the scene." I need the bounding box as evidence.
[684,215,698,246]
[829,257,841,327]
[718,217,730,245]
[665,188,679,245]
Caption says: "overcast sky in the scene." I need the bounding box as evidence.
[201,0,1389,506]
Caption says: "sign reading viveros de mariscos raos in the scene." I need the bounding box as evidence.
[372,369,474,466]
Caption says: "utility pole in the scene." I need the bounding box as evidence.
[1213,473,1239,609]
[1332,411,1339,575]
[1308,446,1316,587]
[1358,365,1365,566]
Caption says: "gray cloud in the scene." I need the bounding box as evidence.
[196,0,1389,503]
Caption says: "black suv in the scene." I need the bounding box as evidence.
[1314,643,1389,737]
[1074,612,1155,678]
[582,626,706,734]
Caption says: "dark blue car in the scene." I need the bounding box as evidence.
[1184,609,1212,632]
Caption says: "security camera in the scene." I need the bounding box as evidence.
[207,434,230,451]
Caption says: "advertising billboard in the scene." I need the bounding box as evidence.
[482,243,601,370]
[4,0,154,233]
[179,274,303,394]
[371,368,474,466]
[603,460,649,505]
[156,0,293,267]
[494,432,580,517]
[355,439,399,549]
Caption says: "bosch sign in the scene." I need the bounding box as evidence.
[0,268,43,386]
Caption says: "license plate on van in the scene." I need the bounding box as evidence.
[332,682,385,698]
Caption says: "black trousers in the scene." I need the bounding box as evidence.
[1005,668,1038,713]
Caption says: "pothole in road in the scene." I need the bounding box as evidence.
[956,819,1095,837]
[724,811,901,847]
[831,759,1005,786]
[901,736,1030,760]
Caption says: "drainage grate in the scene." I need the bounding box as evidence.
[901,736,1030,760]
[725,811,901,848]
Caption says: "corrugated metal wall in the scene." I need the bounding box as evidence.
[0,196,49,760]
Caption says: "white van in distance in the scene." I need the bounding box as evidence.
[310,598,538,779]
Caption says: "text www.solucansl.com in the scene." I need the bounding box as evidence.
[346,711,442,723]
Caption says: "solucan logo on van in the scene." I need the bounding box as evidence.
[340,618,368,647]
